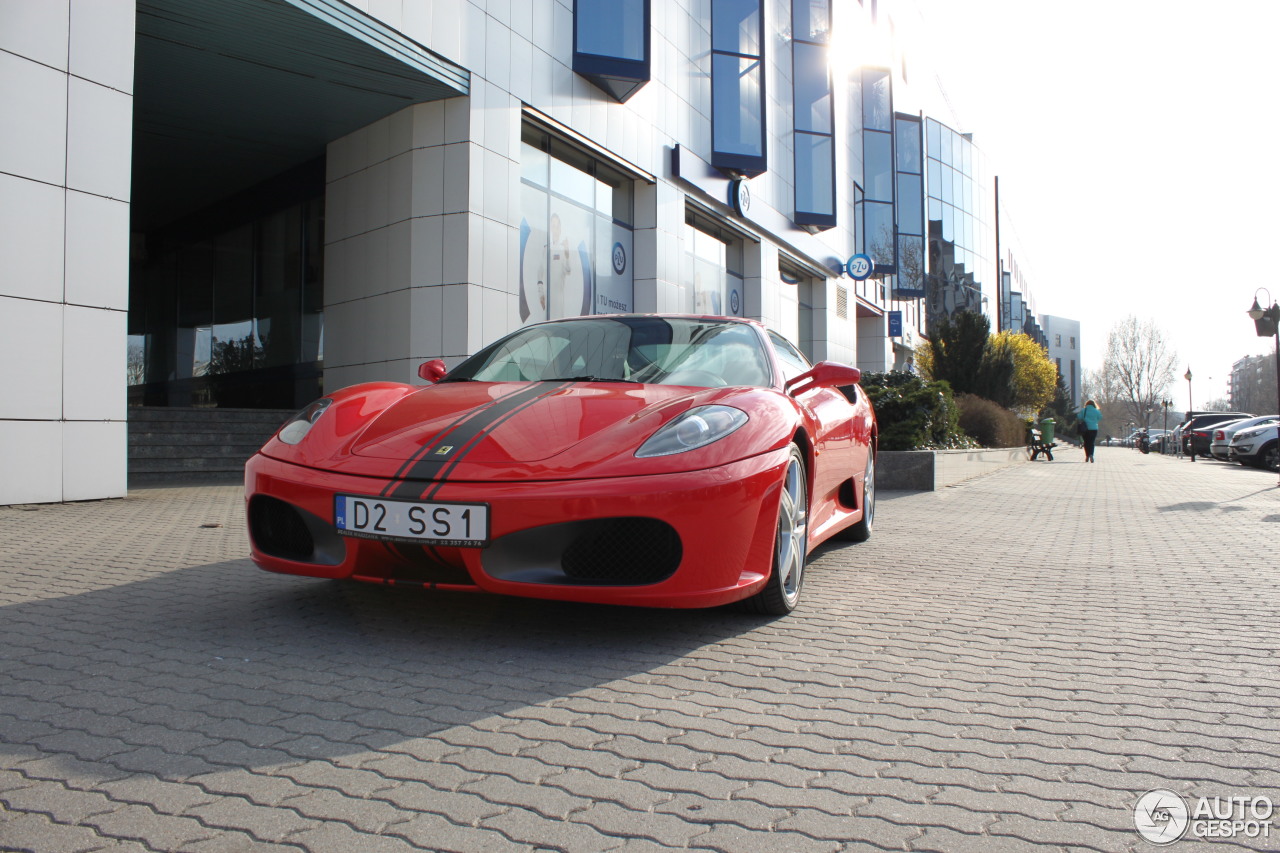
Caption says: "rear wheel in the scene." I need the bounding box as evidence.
[742,445,808,615]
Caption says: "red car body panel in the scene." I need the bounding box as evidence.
[244,315,876,609]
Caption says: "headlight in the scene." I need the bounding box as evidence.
[277,398,332,445]
[636,405,748,457]
[1237,427,1268,441]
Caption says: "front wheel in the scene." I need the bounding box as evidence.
[742,445,808,615]
[1262,441,1279,472]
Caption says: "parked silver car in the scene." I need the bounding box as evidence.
[1209,416,1279,461]
[1229,422,1280,469]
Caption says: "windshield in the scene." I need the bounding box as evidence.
[444,317,773,388]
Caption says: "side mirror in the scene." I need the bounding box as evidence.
[417,359,448,384]
[785,361,862,396]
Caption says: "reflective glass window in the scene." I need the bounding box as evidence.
[520,127,636,323]
[793,42,831,134]
[896,173,922,236]
[939,164,953,204]
[573,0,650,101]
[897,234,924,292]
[861,68,891,131]
[714,0,761,55]
[712,53,764,158]
[926,118,941,160]
[864,201,895,268]
[864,131,893,201]
[792,0,830,42]
[576,0,645,60]
[795,133,835,218]
[895,117,921,173]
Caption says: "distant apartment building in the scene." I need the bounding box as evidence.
[1231,353,1277,413]
[1041,315,1082,408]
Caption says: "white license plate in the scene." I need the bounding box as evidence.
[335,495,489,546]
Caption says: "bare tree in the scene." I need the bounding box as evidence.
[1101,316,1179,430]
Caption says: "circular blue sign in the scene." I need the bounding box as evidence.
[730,289,741,315]
[611,242,626,275]
[846,253,874,280]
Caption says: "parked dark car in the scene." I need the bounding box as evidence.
[1178,412,1253,458]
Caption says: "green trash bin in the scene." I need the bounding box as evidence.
[1039,418,1056,444]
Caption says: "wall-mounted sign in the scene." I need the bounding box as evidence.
[844,253,873,280]
[888,310,903,338]
[729,178,751,216]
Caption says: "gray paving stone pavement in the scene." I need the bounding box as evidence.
[2,445,1279,852]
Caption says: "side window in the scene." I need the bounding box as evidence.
[768,330,811,381]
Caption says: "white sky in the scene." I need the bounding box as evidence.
[903,0,1280,409]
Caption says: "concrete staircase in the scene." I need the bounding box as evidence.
[128,407,296,484]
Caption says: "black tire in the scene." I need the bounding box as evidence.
[742,445,808,615]
[1263,441,1279,472]
[839,450,875,542]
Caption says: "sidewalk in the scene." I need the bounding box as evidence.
[2,446,1278,852]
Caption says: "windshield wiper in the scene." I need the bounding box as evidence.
[543,376,636,384]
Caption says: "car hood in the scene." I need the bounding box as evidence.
[350,380,697,463]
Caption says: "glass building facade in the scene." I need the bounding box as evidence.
[127,163,326,409]
[710,0,767,177]
[791,0,835,228]
[924,118,992,333]
[573,0,650,102]
[519,128,636,323]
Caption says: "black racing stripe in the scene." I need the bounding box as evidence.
[372,383,557,563]
[386,382,570,500]
[379,383,540,493]
[376,381,571,564]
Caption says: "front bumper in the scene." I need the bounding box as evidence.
[245,448,789,608]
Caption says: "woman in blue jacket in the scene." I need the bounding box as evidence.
[1078,400,1102,463]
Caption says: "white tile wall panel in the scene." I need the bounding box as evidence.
[442,143,471,215]
[388,152,413,225]
[0,420,63,505]
[363,289,412,364]
[0,51,68,186]
[429,0,464,65]
[440,283,481,356]
[0,174,65,303]
[64,190,128,310]
[62,305,126,421]
[366,160,391,230]
[412,100,447,149]
[479,217,509,292]
[0,297,63,420]
[65,78,131,201]
[485,16,512,92]
[440,214,469,286]
[63,420,126,501]
[409,284,445,357]
[68,0,134,94]
[386,220,412,292]
[410,215,445,287]
[410,146,446,218]
[0,0,69,70]
[461,3,487,79]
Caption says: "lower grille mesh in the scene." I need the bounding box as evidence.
[561,518,681,584]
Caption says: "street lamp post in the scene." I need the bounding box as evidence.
[1185,368,1194,461]
[1161,399,1173,454]
[1246,289,1280,485]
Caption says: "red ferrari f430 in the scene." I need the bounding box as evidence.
[245,314,877,614]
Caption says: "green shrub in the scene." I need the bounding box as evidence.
[860,371,976,451]
[956,394,1027,448]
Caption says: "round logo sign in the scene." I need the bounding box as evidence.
[611,242,627,275]
[730,288,741,315]
[730,179,751,216]
[1133,790,1190,845]
[846,253,874,280]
